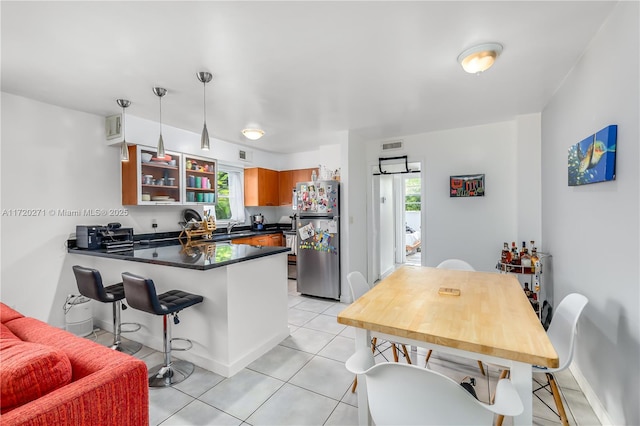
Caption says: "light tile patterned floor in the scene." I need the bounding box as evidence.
[88,279,601,425]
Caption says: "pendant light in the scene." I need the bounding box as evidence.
[196,72,213,151]
[116,99,131,161]
[153,87,167,157]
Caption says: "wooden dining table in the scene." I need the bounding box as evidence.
[337,265,558,425]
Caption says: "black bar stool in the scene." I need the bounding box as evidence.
[121,272,203,387]
[72,265,142,355]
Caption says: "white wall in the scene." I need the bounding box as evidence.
[540,2,639,424]
[364,120,522,272]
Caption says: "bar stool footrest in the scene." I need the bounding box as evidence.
[120,322,142,333]
[170,337,193,352]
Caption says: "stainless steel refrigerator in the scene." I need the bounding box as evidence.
[295,181,340,300]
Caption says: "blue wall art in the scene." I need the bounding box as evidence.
[568,125,617,186]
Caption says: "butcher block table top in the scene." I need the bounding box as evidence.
[337,265,558,368]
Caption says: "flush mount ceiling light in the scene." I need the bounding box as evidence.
[242,128,265,141]
[153,87,167,157]
[196,72,213,151]
[116,99,131,162]
[457,42,503,74]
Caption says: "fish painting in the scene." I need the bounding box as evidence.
[568,125,617,186]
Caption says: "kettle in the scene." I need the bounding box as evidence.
[251,213,264,230]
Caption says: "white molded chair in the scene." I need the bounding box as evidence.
[426,259,485,375]
[436,258,475,271]
[496,293,588,426]
[346,348,523,425]
[347,271,412,393]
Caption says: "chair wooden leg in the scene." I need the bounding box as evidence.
[391,344,399,362]
[547,372,569,426]
[371,337,377,353]
[351,376,358,393]
[477,360,486,376]
[425,349,433,364]
[401,344,412,364]
[494,369,509,426]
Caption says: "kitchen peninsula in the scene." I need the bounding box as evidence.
[69,239,290,377]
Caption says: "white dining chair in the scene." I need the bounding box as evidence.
[426,259,486,376]
[347,271,412,393]
[436,258,475,271]
[496,293,588,426]
[346,348,524,425]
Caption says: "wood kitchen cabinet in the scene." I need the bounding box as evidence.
[183,154,217,205]
[278,168,319,206]
[292,168,318,185]
[278,170,293,206]
[244,168,279,207]
[231,233,283,247]
[122,145,182,205]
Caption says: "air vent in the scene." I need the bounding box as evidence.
[238,149,253,162]
[381,140,403,151]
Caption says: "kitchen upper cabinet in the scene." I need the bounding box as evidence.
[244,167,279,207]
[279,168,319,206]
[292,168,317,185]
[278,170,293,206]
[122,145,182,205]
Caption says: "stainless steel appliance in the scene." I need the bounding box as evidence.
[295,180,340,299]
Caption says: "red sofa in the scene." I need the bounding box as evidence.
[0,302,148,425]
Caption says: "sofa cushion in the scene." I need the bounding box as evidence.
[0,302,23,324]
[0,338,73,412]
[1,323,20,341]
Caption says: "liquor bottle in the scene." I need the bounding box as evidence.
[521,247,532,270]
[531,246,539,273]
[501,242,510,264]
[520,241,527,258]
[511,242,520,265]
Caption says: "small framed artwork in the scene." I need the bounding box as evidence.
[568,125,617,186]
[450,174,485,197]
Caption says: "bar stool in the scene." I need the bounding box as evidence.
[121,272,203,387]
[72,265,142,355]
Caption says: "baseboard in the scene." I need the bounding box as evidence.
[569,363,615,425]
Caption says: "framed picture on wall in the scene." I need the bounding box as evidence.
[568,125,617,186]
[450,174,485,197]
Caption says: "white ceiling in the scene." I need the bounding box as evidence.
[1,1,617,154]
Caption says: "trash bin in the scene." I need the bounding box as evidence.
[64,295,93,337]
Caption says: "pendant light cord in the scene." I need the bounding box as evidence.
[203,81,207,125]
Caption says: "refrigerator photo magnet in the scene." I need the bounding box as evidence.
[299,223,315,240]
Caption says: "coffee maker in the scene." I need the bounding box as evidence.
[251,213,264,230]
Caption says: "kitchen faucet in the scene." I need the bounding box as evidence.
[227,221,239,234]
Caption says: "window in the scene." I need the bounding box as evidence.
[405,177,421,211]
[206,165,245,223]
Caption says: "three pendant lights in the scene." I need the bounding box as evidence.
[119,71,263,161]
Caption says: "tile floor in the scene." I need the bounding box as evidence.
[89,279,601,425]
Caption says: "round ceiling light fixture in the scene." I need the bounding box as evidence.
[242,128,265,140]
[457,43,503,74]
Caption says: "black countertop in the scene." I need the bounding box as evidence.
[68,240,290,270]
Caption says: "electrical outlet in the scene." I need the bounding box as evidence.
[152,219,158,229]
